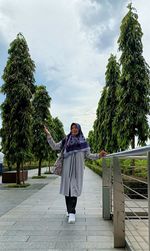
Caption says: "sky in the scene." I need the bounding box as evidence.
[0,0,149,138]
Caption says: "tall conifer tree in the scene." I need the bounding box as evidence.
[52,117,65,142]
[32,86,51,176]
[93,87,107,152]
[105,54,120,152]
[87,130,95,152]
[115,4,150,150]
[1,33,35,184]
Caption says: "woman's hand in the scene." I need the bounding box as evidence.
[99,150,107,158]
[44,125,51,136]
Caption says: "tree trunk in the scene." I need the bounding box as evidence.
[131,135,135,149]
[38,159,42,176]
[21,162,24,184]
[16,162,21,185]
[131,135,135,176]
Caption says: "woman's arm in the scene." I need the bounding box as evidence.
[47,135,62,151]
[85,149,100,160]
[44,126,62,151]
[85,149,107,160]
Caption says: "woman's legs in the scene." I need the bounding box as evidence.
[65,196,77,214]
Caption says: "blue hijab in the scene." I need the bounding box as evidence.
[62,123,90,158]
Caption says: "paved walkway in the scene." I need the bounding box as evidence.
[0,168,50,217]
[0,167,127,251]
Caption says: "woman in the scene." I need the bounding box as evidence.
[44,123,106,224]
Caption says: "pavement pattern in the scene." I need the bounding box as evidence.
[0,167,127,251]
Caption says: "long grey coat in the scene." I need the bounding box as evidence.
[47,135,99,197]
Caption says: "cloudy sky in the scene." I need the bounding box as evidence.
[0,0,149,137]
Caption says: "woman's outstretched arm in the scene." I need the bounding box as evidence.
[85,149,107,160]
[44,126,62,151]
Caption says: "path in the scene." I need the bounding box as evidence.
[0,167,127,250]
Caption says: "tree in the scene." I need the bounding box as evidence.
[87,130,95,152]
[46,116,65,173]
[115,3,150,151]
[89,55,120,153]
[32,85,51,176]
[0,99,12,170]
[1,33,35,184]
[52,117,65,142]
[104,54,120,152]
[44,115,55,173]
[93,87,108,152]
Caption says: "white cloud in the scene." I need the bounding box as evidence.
[0,0,149,139]
[76,0,128,51]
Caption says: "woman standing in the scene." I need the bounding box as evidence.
[44,123,106,224]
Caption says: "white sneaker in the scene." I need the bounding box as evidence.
[68,213,75,224]
[66,211,69,217]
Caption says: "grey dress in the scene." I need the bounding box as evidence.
[47,135,100,197]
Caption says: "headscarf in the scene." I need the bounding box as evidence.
[61,123,90,158]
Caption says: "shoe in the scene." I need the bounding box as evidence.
[66,211,69,217]
[68,213,75,224]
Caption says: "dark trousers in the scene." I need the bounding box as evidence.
[65,190,77,214]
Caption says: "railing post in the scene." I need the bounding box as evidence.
[102,158,111,220]
[113,157,125,248]
[147,151,150,251]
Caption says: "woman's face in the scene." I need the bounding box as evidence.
[71,124,79,136]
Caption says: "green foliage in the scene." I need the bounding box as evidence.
[87,130,95,152]
[1,33,36,181]
[88,4,150,154]
[31,85,65,176]
[85,158,103,176]
[52,117,65,141]
[121,159,147,178]
[115,3,150,149]
[6,183,30,188]
[86,161,102,176]
[86,158,147,180]
[2,33,35,94]
[92,87,108,152]
[104,54,120,152]
[44,115,65,163]
[44,115,57,161]
[91,55,120,153]
[32,85,51,175]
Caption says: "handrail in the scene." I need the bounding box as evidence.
[105,145,150,158]
[102,146,150,250]
[122,174,147,185]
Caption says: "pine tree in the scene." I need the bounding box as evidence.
[52,117,65,142]
[105,54,120,152]
[1,33,35,184]
[115,3,150,150]
[32,85,51,176]
[45,116,65,173]
[45,115,56,173]
[87,130,95,152]
[93,87,108,152]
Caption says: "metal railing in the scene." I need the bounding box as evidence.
[102,145,150,250]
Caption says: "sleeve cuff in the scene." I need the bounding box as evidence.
[47,134,51,139]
